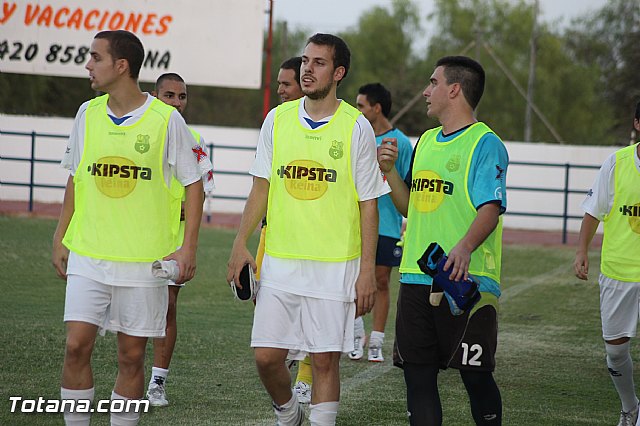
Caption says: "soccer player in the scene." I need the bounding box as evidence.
[351,82,413,362]
[255,56,314,404]
[276,56,304,103]
[227,33,388,425]
[146,72,214,407]
[574,102,640,426]
[51,30,208,426]
[378,56,508,425]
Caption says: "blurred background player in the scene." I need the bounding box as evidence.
[277,56,304,103]
[146,72,214,407]
[351,82,412,362]
[52,30,207,426]
[574,102,640,426]
[227,33,387,425]
[255,56,313,405]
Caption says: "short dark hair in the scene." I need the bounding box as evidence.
[94,30,144,79]
[279,56,302,87]
[635,101,640,121]
[358,83,392,117]
[306,33,351,85]
[155,73,185,91]
[435,56,485,110]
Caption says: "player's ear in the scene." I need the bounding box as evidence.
[151,91,157,97]
[115,58,129,77]
[449,82,461,99]
[333,66,345,82]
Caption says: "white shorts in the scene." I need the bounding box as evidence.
[251,286,356,358]
[599,274,640,340]
[64,274,168,338]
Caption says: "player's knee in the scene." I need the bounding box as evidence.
[311,353,339,375]
[375,278,390,292]
[375,271,391,291]
[605,340,631,365]
[605,336,630,346]
[117,345,145,369]
[64,338,93,364]
[254,349,283,373]
[460,370,498,389]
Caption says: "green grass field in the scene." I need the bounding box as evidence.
[0,216,626,425]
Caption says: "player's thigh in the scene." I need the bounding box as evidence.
[599,275,640,340]
[394,283,439,366]
[435,292,498,372]
[252,286,303,349]
[109,285,168,338]
[64,274,112,327]
[301,296,355,353]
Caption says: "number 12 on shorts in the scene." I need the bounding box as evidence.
[461,342,483,366]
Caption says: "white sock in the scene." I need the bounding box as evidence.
[309,401,339,426]
[61,387,94,426]
[273,393,301,425]
[605,341,638,412]
[110,391,141,426]
[354,316,365,338]
[370,331,385,346]
[149,367,169,386]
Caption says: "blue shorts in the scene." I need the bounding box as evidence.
[376,235,403,267]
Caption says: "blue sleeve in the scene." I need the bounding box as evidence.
[468,133,508,213]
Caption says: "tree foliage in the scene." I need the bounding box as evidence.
[1,0,638,145]
[338,0,431,136]
[564,0,640,143]
[422,0,616,145]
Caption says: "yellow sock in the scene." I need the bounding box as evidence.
[295,355,313,384]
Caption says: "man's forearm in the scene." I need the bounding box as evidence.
[53,175,75,243]
[384,167,409,217]
[576,213,599,254]
[182,180,204,251]
[458,203,500,253]
[359,198,378,271]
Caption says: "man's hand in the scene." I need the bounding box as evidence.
[354,269,376,317]
[377,141,398,174]
[443,242,472,282]
[164,246,197,284]
[444,203,501,282]
[226,243,257,291]
[574,214,599,281]
[52,239,69,280]
[574,250,589,280]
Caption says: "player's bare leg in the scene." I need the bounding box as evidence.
[255,347,304,424]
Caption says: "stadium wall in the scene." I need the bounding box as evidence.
[1,114,617,233]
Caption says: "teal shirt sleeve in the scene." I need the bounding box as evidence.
[376,128,413,239]
[468,133,509,214]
